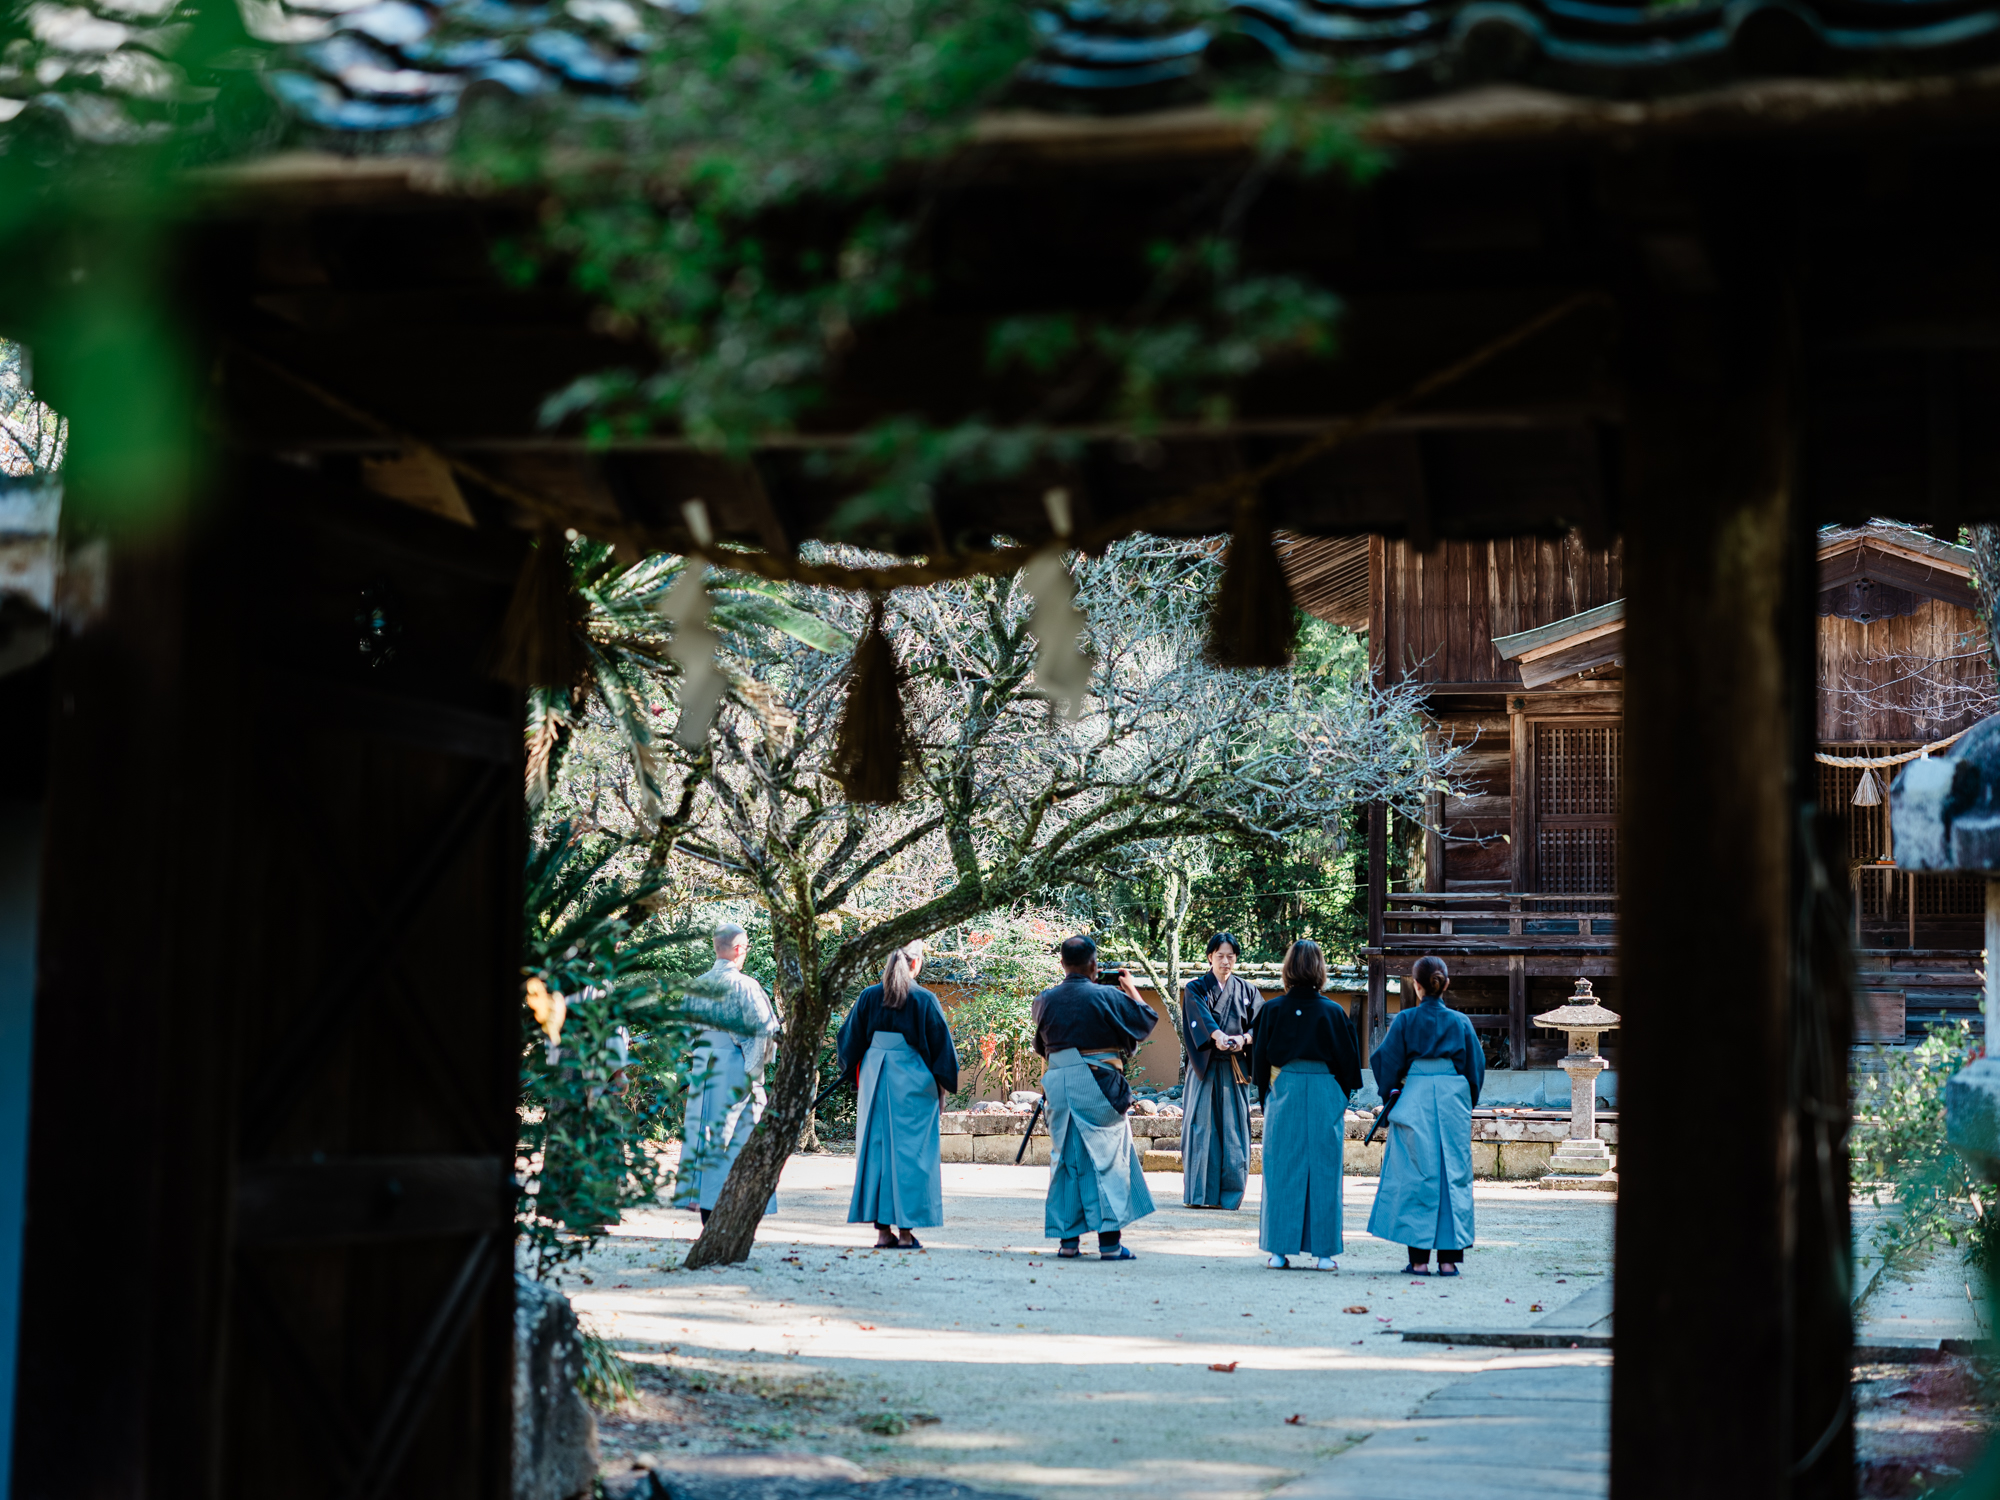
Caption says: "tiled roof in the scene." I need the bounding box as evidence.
[4,0,1999,143]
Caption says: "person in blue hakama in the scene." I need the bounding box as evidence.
[836,940,959,1251]
[676,924,780,1223]
[1366,954,1484,1275]
[1033,935,1159,1261]
[1252,939,1364,1270]
[1179,932,1262,1210]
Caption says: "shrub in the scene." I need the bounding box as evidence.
[1854,1018,2000,1307]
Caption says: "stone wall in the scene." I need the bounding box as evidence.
[939,1109,1615,1178]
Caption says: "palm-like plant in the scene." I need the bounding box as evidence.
[518,821,703,1275]
[527,537,854,816]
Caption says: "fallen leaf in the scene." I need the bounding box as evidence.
[1209,1362,1239,1373]
[1343,1306,1369,1315]
[1027,1305,1045,1311]
[1529,1304,1544,1312]
[1285,1415,1303,1426]
[858,1324,876,1330]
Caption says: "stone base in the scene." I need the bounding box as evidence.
[1546,1139,1613,1172]
[1539,1171,1619,1192]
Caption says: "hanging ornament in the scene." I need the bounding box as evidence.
[1025,488,1095,719]
[829,595,914,804]
[1204,494,1298,669]
[487,527,586,688]
[1853,768,1883,807]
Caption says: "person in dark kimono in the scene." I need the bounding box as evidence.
[837,940,959,1250]
[1032,935,1159,1260]
[1366,955,1485,1275]
[1252,939,1364,1270]
[1179,932,1262,1210]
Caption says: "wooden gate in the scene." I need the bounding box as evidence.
[1534,720,1621,893]
[13,463,526,1500]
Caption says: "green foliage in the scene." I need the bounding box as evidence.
[577,1328,640,1408]
[1853,1020,2000,1305]
[925,912,1068,1102]
[517,822,701,1277]
[454,0,1373,526]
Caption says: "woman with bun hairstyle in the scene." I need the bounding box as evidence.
[1365,955,1484,1275]
[1252,939,1364,1270]
[837,940,959,1250]
[1178,931,1262,1209]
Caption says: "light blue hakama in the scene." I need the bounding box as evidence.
[1181,1060,1252,1209]
[1258,1061,1348,1259]
[1043,1048,1154,1238]
[848,1032,945,1229]
[675,1028,777,1213]
[1366,1057,1474,1249]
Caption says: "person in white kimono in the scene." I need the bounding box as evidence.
[1365,954,1484,1275]
[1032,935,1159,1261]
[676,923,780,1224]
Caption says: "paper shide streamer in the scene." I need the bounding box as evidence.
[1025,488,1095,719]
[662,501,727,750]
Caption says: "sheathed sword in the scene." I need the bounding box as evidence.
[1014,1096,1045,1164]
[1363,1087,1402,1147]
[810,1073,852,1114]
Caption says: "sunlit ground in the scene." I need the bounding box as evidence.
[560,1158,1616,1500]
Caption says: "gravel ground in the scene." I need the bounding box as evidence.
[559,1156,1616,1500]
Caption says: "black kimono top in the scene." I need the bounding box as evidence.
[1250,987,1364,1104]
[1368,994,1485,1106]
[836,983,960,1094]
[1179,972,1263,1084]
[1032,974,1159,1111]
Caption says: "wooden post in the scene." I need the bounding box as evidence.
[1613,159,1849,1500]
[1509,697,1531,891]
[1508,951,1528,1071]
[1367,800,1387,1047]
[1985,878,1999,1034]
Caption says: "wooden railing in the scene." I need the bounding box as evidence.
[1371,891,1618,955]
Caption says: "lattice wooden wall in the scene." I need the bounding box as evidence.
[1535,721,1620,894]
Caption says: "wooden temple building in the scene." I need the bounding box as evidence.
[10,0,2000,1488]
[1291,520,1993,1066]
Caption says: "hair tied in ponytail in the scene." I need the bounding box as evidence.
[881,939,926,1009]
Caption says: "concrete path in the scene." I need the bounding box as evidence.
[1272,1362,1611,1500]
[565,1156,1617,1500]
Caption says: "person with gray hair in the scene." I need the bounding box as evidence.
[675,923,781,1224]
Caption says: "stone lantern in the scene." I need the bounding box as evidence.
[1533,978,1621,1189]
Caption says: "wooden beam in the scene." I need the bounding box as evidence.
[1613,172,1848,1498]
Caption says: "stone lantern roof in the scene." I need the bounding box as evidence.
[1534,979,1621,1034]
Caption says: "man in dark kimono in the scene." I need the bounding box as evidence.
[1032,935,1159,1260]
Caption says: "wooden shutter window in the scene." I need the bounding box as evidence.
[1535,721,1621,894]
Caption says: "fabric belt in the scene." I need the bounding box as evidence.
[1407,1057,1457,1076]
[867,1032,911,1052]
[1274,1060,1330,1076]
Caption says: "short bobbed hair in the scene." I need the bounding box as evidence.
[1281,939,1328,995]
[1205,931,1241,959]
[1059,935,1097,970]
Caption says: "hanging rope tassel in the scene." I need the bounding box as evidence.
[487,528,586,688]
[1853,768,1883,807]
[1205,496,1298,669]
[830,596,913,804]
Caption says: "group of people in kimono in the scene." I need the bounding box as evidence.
[676,923,1483,1274]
